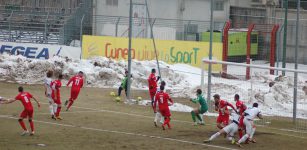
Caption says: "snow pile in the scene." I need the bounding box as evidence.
[1,53,307,118]
[137,100,193,113]
[0,54,188,94]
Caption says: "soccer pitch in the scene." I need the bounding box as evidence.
[0,82,306,150]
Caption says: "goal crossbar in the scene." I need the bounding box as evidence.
[203,59,307,74]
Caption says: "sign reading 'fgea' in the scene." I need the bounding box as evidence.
[0,42,81,60]
[0,44,51,59]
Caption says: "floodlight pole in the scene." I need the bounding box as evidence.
[282,0,288,76]
[293,0,300,124]
[207,0,214,108]
[127,0,133,101]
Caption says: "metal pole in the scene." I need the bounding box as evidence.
[204,59,307,74]
[9,11,13,42]
[80,14,85,59]
[150,18,156,38]
[207,0,213,107]
[276,25,284,75]
[45,12,49,44]
[282,0,288,76]
[127,0,133,101]
[115,17,120,37]
[145,0,162,81]
[250,59,253,102]
[293,0,300,124]
[201,62,205,93]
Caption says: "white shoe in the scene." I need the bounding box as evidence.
[203,139,211,143]
[198,121,205,125]
[30,131,35,136]
[21,130,29,136]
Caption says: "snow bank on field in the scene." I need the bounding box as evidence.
[137,100,193,112]
[0,54,188,96]
[1,53,307,118]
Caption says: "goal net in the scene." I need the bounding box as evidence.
[202,59,307,131]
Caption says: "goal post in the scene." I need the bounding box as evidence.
[202,58,307,130]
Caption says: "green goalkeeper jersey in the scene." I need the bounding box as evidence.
[191,94,208,113]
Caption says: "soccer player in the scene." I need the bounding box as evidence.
[214,94,236,129]
[148,68,160,109]
[236,103,263,147]
[153,81,166,127]
[44,70,56,120]
[1,86,40,136]
[65,71,84,111]
[204,111,241,144]
[153,85,173,130]
[51,74,63,120]
[117,70,129,97]
[190,89,208,126]
[234,94,247,138]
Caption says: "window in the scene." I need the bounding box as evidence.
[106,0,118,6]
[214,1,224,11]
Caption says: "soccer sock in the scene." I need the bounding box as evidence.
[191,111,196,122]
[118,87,122,96]
[238,129,243,138]
[53,103,57,114]
[196,114,203,122]
[56,106,62,117]
[18,119,27,131]
[238,134,249,144]
[250,127,256,139]
[67,100,74,110]
[159,113,164,123]
[29,119,34,132]
[49,104,54,115]
[163,117,171,128]
[154,112,159,122]
[217,124,223,129]
[209,132,221,141]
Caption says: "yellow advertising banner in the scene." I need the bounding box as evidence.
[82,35,222,71]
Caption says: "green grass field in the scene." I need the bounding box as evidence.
[0,82,307,150]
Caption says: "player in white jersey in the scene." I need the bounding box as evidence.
[153,81,166,127]
[236,103,262,147]
[44,70,57,120]
[204,110,240,144]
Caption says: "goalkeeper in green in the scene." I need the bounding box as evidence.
[190,89,208,125]
[118,71,129,97]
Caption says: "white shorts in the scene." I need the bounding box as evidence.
[223,123,238,136]
[243,117,254,135]
[46,94,53,103]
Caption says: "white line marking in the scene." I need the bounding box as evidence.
[0,115,238,150]
[37,110,101,115]
[39,103,307,139]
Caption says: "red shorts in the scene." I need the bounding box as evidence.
[52,97,61,104]
[217,115,229,126]
[159,107,171,117]
[149,88,157,100]
[70,89,80,100]
[20,109,33,118]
